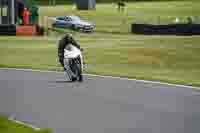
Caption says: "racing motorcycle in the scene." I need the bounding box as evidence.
[64,44,84,82]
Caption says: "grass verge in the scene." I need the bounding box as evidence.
[0,116,51,133]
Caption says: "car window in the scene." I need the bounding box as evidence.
[73,16,81,21]
[57,17,65,21]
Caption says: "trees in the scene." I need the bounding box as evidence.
[49,0,56,5]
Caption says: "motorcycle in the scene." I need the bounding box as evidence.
[63,44,84,82]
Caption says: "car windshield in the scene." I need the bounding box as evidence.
[71,16,87,22]
[58,17,66,20]
[71,16,81,21]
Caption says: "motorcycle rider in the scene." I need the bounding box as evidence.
[58,34,81,81]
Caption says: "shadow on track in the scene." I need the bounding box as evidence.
[48,80,75,83]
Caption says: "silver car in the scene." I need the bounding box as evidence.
[52,16,95,32]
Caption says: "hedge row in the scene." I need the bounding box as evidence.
[96,0,183,3]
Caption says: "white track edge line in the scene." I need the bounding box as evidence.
[0,67,199,90]
[85,73,200,90]
[9,117,41,131]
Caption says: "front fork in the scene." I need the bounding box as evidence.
[79,54,84,72]
[64,58,75,80]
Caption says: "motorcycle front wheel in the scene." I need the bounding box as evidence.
[70,57,83,82]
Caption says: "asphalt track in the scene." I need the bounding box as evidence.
[0,69,199,133]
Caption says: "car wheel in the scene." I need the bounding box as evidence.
[52,23,57,27]
[72,25,76,30]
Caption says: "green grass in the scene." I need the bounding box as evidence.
[0,116,51,133]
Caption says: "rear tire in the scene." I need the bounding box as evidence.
[78,74,83,82]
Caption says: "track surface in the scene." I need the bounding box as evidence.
[0,69,199,133]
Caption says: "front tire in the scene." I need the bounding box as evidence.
[78,74,83,82]
[69,58,83,82]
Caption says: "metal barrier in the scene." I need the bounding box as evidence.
[0,24,16,35]
[132,24,200,35]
